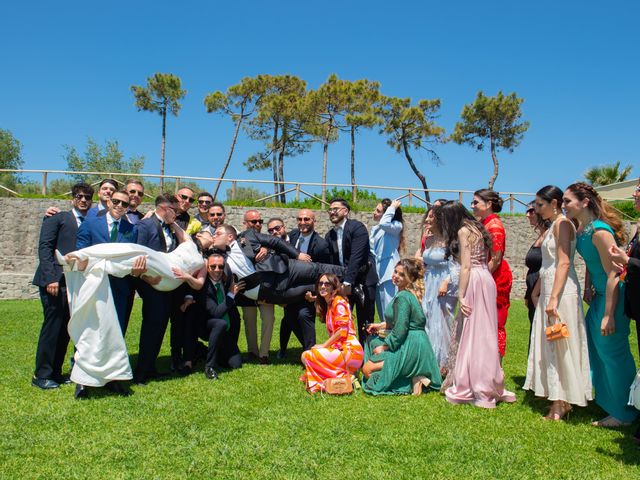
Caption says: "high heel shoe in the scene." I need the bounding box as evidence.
[591,416,631,428]
[412,376,431,396]
[543,401,572,421]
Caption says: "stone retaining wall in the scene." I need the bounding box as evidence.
[0,198,588,300]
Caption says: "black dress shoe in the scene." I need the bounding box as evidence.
[105,381,132,396]
[133,375,147,386]
[204,367,219,380]
[276,350,286,360]
[74,384,89,400]
[178,364,193,376]
[352,284,366,308]
[53,374,72,385]
[32,376,60,390]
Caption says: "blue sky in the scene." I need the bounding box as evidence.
[2,1,638,203]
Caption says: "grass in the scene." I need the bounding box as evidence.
[1,299,639,479]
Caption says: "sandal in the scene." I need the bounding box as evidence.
[412,376,431,396]
[543,401,572,421]
[592,416,631,428]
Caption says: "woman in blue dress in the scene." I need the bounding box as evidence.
[421,204,460,370]
[564,182,638,427]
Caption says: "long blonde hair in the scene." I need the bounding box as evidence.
[397,258,424,301]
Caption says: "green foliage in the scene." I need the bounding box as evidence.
[611,200,640,220]
[0,129,23,171]
[131,73,187,117]
[584,161,634,186]
[63,137,145,184]
[225,185,267,201]
[1,299,639,478]
[451,91,529,189]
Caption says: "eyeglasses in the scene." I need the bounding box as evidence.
[267,225,284,234]
[198,200,212,205]
[111,199,130,208]
[297,217,312,222]
[327,207,344,214]
[128,189,144,197]
[209,212,224,217]
[208,264,225,270]
[318,281,333,287]
[74,194,92,201]
[247,219,263,225]
[180,194,195,203]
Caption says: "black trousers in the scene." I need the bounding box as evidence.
[169,285,188,364]
[280,301,316,353]
[258,261,346,304]
[350,283,376,344]
[34,286,70,379]
[135,282,171,378]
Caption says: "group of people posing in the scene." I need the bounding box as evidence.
[30,176,640,434]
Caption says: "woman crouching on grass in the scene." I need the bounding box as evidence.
[361,258,442,395]
[300,274,364,393]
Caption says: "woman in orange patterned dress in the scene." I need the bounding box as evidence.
[471,189,513,358]
[301,274,364,393]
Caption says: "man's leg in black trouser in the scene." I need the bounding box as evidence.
[287,260,346,286]
[352,283,376,344]
[136,283,170,379]
[169,285,187,368]
[218,314,242,369]
[279,306,295,354]
[34,286,70,379]
[182,303,200,364]
[204,318,228,369]
[298,301,316,351]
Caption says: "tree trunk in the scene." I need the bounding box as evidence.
[213,111,243,200]
[350,125,357,204]
[488,135,499,190]
[321,120,332,203]
[160,104,167,190]
[402,139,431,204]
[272,123,279,196]
[278,137,286,204]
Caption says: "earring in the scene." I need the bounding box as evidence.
[553,207,558,215]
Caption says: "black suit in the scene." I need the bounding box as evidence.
[135,216,177,380]
[32,211,80,380]
[624,233,640,357]
[185,277,242,370]
[279,230,330,354]
[325,218,378,342]
[234,229,345,304]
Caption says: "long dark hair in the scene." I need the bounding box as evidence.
[380,198,405,253]
[566,182,627,246]
[474,189,504,213]
[314,273,343,323]
[526,200,550,232]
[433,201,492,259]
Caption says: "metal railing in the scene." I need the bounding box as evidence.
[0,168,536,212]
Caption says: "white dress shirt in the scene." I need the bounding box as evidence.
[226,240,260,300]
[333,218,347,266]
[72,208,87,228]
[155,213,175,252]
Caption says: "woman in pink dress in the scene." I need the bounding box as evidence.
[300,274,364,393]
[433,201,516,409]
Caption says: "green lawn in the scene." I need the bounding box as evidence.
[1,299,639,479]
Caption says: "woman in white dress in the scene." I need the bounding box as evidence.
[59,225,206,388]
[370,199,404,321]
[523,185,592,420]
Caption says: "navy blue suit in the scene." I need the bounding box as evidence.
[76,214,137,333]
[134,216,177,380]
[32,211,81,380]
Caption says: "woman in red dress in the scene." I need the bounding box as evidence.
[471,189,512,357]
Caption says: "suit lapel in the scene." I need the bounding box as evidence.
[154,217,168,252]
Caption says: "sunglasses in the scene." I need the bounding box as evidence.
[297,217,312,222]
[180,194,195,203]
[208,264,225,271]
[74,194,92,201]
[247,219,263,225]
[318,281,333,287]
[267,225,284,234]
[198,200,212,205]
[128,189,144,197]
[111,199,130,208]
[209,212,224,217]
[526,208,535,214]
[470,200,480,206]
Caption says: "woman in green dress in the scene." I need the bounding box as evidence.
[564,182,638,427]
[362,258,442,395]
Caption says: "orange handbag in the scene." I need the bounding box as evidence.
[545,318,569,341]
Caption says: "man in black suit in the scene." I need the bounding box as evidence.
[32,183,94,390]
[325,197,377,342]
[190,253,245,380]
[212,224,345,304]
[277,210,330,358]
[134,193,179,384]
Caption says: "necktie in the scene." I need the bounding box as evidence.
[214,283,230,330]
[110,220,119,242]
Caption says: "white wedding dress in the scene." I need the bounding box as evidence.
[57,241,205,387]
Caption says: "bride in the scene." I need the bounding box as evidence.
[58,225,207,388]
